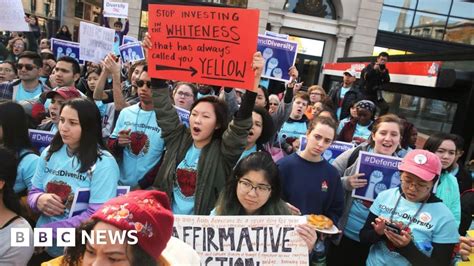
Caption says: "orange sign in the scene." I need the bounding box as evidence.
[148,4,260,90]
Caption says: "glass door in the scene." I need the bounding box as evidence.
[294,54,322,89]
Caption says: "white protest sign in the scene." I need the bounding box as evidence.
[79,22,115,63]
[0,0,30,31]
[173,215,309,265]
[103,0,129,19]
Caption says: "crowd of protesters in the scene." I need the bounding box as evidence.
[0,14,472,266]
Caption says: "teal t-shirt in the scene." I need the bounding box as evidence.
[15,83,43,102]
[336,87,350,120]
[353,123,372,142]
[367,188,459,266]
[278,120,307,144]
[435,172,461,225]
[110,104,165,187]
[238,145,257,161]
[172,144,201,215]
[13,149,39,193]
[31,145,119,256]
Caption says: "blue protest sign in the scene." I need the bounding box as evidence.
[352,151,403,201]
[175,106,190,128]
[69,186,130,218]
[257,35,298,82]
[299,137,354,164]
[51,38,84,64]
[119,42,145,64]
[29,129,55,153]
[123,35,138,45]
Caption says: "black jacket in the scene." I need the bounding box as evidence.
[359,62,390,98]
[328,82,362,120]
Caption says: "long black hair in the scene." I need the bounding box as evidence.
[423,132,457,172]
[253,106,275,148]
[0,147,23,216]
[0,101,35,152]
[215,152,290,215]
[46,98,105,173]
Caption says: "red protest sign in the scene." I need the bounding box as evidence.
[148,4,259,90]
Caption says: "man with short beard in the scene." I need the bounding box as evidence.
[0,51,50,101]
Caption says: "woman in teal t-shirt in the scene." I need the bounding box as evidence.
[28,98,119,261]
[423,132,461,226]
[360,149,459,266]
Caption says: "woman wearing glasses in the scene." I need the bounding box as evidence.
[172,82,198,111]
[213,151,317,252]
[305,85,326,120]
[360,149,459,266]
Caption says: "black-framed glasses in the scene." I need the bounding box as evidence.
[16,63,36,71]
[136,79,151,88]
[238,179,271,195]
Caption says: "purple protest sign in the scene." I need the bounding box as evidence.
[352,151,402,201]
[299,137,354,163]
[29,129,55,153]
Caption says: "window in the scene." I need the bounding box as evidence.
[379,0,474,46]
[283,0,336,20]
[383,91,457,134]
[379,6,414,32]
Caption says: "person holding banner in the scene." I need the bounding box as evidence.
[0,101,39,194]
[0,147,34,265]
[328,113,403,266]
[359,149,459,266]
[27,98,119,261]
[143,30,262,214]
[423,133,461,226]
[213,151,317,251]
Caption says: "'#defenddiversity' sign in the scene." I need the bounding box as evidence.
[148,4,259,90]
[173,215,308,266]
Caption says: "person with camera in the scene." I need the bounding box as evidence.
[359,149,459,266]
[360,52,390,116]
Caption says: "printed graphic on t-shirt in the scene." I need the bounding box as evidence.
[129,131,150,155]
[177,168,197,197]
[46,180,73,210]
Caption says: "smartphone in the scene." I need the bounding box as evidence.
[385,222,401,235]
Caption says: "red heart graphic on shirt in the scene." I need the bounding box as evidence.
[176,168,197,197]
[46,180,72,203]
[129,131,149,155]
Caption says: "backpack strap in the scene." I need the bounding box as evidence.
[347,145,366,169]
[18,150,35,163]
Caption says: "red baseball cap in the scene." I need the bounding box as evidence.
[91,190,174,260]
[398,149,442,181]
[46,86,81,100]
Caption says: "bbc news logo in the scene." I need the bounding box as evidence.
[11,228,138,247]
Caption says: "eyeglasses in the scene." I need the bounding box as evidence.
[16,63,36,71]
[176,91,194,98]
[13,44,24,49]
[136,80,151,88]
[310,92,323,96]
[238,179,271,195]
[401,178,430,191]
[269,102,279,106]
[0,67,13,73]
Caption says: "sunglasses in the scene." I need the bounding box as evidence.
[136,80,151,88]
[16,63,36,71]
